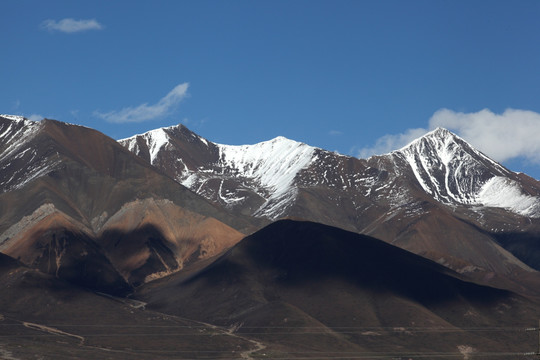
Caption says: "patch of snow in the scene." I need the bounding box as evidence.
[125,138,139,154]
[0,120,42,163]
[118,128,171,164]
[255,187,299,218]
[401,150,433,196]
[145,128,170,164]
[216,136,316,218]
[478,176,540,217]
[119,128,171,163]
[0,114,27,122]
[217,137,316,192]
[0,122,15,139]
[179,173,198,188]
[7,158,63,192]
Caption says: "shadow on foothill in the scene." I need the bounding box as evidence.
[15,223,186,296]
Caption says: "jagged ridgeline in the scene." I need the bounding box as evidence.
[120,121,540,294]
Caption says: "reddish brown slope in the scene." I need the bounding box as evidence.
[0,116,261,293]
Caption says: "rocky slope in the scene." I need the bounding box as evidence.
[120,125,540,219]
[0,115,260,293]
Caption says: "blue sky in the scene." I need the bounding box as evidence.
[2,1,540,178]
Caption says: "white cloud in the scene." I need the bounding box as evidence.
[357,127,427,159]
[357,108,540,165]
[27,114,44,121]
[429,108,540,163]
[95,83,189,123]
[329,130,343,136]
[41,18,104,33]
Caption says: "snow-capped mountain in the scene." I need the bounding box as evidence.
[120,125,318,218]
[3,115,540,360]
[120,123,540,288]
[4,113,540,296]
[120,124,540,220]
[393,127,540,217]
[4,114,540,359]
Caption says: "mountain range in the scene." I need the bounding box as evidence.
[2,113,540,359]
[120,122,540,294]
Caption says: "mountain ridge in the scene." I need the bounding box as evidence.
[0,114,261,294]
[118,120,540,295]
[119,121,540,219]
[4,113,540,293]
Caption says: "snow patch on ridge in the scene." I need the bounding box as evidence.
[478,177,540,217]
[146,128,170,163]
[0,114,26,122]
[121,128,171,164]
[0,116,60,191]
[0,117,41,161]
[216,136,316,218]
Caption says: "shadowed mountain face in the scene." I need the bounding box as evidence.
[139,220,540,357]
[0,116,261,294]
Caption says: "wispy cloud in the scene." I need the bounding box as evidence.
[357,108,540,164]
[430,108,540,163]
[27,114,44,121]
[357,128,427,159]
[95,83,190,123]
[329,130,343,136]
[41,18,104,33]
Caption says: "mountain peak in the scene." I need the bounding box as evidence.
[212,135,308,150]
[260,135,310,148]
[270,135,298,143]
[427,126,454,136]
[397,127,499,169]
[391,126,529,209]
[398,127,462,153]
